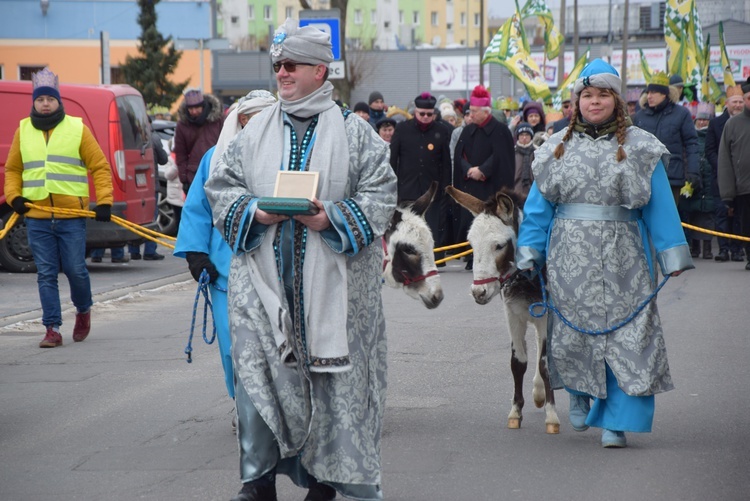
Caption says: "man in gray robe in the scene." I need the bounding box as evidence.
[204,18,397,501]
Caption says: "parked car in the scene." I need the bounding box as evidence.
[0,81,158,272]
[150,119,182,237]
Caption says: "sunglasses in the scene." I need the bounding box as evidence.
[272,61,315,73]
[417,111,434,118]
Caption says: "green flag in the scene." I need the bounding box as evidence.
[664,0,704,88]
[638,48,653,83]
[719,21,735,87]
[551,50,590,109]
[519,0,565,59]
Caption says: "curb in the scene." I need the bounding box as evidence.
[0,271,193,329]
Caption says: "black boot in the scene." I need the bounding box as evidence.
[465,256,473,271]
[715,249,730,262]
[702,241,713,260]
[231,481,277,501]
[304,477,336,501]
[690,239,700,258]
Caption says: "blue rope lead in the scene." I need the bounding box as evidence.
[184,269,223,363]
[529,266,670,336]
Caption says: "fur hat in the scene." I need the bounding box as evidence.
[742,77,750,95]
[573,59,622,97]
[726,84,744,99]
[646,72,670,95]
[414,92,437,109]
[516,122,534,138]
[470,85,491,107]
[695,102,715,120]
[269,18,333,66]
[368,91,384,105]
[32,67,61,103]
[183,88,204,107]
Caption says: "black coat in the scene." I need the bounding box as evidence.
[453,117,515,201]
[389,119,453,201]
[705,109,731,198]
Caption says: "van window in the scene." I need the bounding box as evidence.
[116,95,150,150]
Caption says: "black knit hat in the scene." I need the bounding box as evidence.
[353,102,370,114]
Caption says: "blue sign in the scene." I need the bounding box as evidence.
[299,18,341,61]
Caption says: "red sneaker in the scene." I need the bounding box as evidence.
[72,311,91,342]
[39,327,63,348]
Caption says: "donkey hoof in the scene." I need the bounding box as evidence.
[508,418,522,429]
[534,399,545,409]
[546,423,560,434]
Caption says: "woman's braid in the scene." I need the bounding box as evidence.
[614,95,628,162]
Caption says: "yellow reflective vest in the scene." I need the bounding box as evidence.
[19,116,89,199]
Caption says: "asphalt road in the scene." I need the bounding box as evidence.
[0,253,747,500]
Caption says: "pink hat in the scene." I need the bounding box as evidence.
[470,85,491,107]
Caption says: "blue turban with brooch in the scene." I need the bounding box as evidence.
[269,18,333,66]
[572,58,622,98]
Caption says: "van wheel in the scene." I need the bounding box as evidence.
[0,215,37,273]
[156,186,178,236]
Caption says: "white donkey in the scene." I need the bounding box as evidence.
[382,181,444,309]
[447,186,559,434]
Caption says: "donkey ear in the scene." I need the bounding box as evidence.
[445,185,484,216]
[494,193,516,226]
[411,181,438,216]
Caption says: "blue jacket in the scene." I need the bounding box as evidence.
[634,99,699,187]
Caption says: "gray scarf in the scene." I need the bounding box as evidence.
[239,80,352,373]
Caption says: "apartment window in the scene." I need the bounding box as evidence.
[460,12,466,26]
[285,7,293,19]
[354,9,362,25]
[371,9,377,25]
[399,10,404,24]
[384,21,390,29]
[263,5,271,21]
[110,67,126,84]
[19,65,45,81]
[447,22,453,31]
[248,5,254,20]
[231,15,239,24]
[412,11,419,25]
[474,13,480,26]
[431,12,438,26]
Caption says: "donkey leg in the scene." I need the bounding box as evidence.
[533,315,560,434]
[506,308,528,429]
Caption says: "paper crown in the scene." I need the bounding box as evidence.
[31,67,61,102]
[650,72,670,87]
[726,85,743,98]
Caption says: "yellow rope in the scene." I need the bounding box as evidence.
[0,203,176,249]
[435,248,473,265]
[681,222,750,242]
[433,241,471,252]
[0,212,20,240]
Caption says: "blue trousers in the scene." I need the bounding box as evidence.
[26,218,93,327]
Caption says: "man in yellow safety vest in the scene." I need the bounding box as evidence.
[3,67,114,348]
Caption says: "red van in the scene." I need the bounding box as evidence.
[0,81,157,272]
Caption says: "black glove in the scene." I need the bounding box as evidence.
[10,197,31,215]
[185,252,219,283]
[93,204,112,222]
[686,174,702,193]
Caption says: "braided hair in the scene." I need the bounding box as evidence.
[553,91,629,162]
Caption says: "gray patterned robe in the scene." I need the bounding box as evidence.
[517,126,694,399]
[204,106,397,497]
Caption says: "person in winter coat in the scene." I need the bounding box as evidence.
[634,72,700,204]
[390,92,453,249]
[718,77,750,270]
[173,88,223,194]
[3,67,114,348]
[513,122,535,197]
[679,103,716,259]
[517,59,693,449]
[510,100,547,135]
[706,84,746,262]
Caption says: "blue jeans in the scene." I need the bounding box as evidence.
[26,218,93,327]
[128,241,157,256]
[91,247,125,259]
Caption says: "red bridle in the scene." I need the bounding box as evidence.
[382,237,440,286]
[473,273,511,286]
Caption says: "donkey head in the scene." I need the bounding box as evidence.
[383,181,444,309]
[446,186,522,305]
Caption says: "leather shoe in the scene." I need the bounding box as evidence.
[91,256,102,263]
[731,251,745,262]
[569,394,590,431]
[143,252,165,261]
[130,253,142,260]
[602,429,627,448]
[72,311,91,342]
[111,256,129,263]
[230,482,277,501]
[714,250,729,262]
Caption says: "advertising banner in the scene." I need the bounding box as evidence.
[431,55,491,91]
[611,48,668,85]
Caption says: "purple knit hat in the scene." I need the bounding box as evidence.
[32,67,61,103]
[183,88,204,107]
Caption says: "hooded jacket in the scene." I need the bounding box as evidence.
[173,93,224,188]
[634,87,699,187]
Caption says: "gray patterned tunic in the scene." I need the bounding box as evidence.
[205,105,397,497]
[517,126,693,398]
